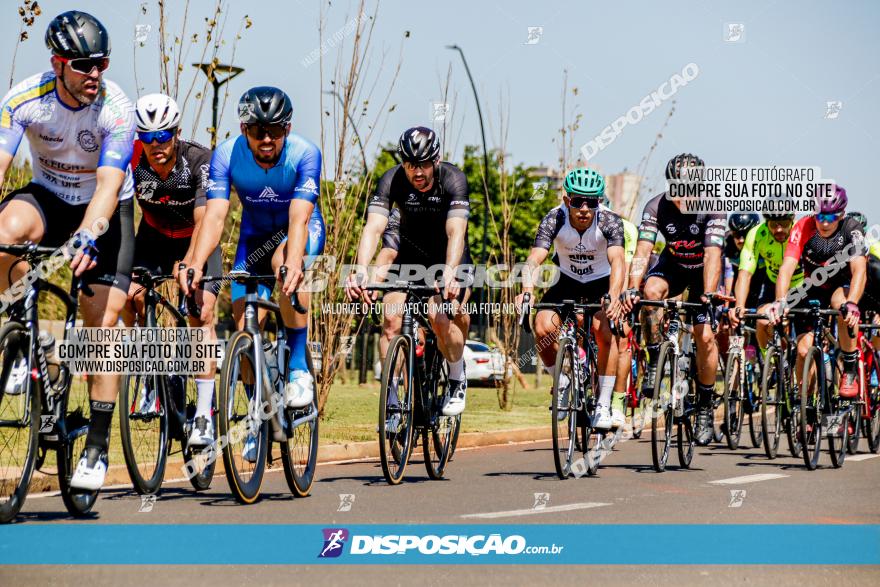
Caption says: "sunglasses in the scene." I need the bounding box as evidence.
[57,55,109,75]
[568,196,600,209]
[816,212,842,223]
[245,124,287,140]
[138,129,176,144]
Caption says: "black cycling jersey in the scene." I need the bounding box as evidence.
[367,162,470,263]
[381,208,401,251]
[785,215,867,288]
[132,139,211,239]
[637,192,726,268]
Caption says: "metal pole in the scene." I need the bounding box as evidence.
[447,44,490,340]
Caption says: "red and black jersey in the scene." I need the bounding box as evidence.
[784,216,867,287]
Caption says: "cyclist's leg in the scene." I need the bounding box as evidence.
[0,184,49,290]
[640,273,672,396]
[189,246,222,429]
[428,286,471,416]
[833,285,859,395]
[381,291,405,360]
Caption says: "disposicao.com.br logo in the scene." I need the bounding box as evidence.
[317,528,564,558]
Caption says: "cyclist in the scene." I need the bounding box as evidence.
[125,93,221,448]
[0,11,136,490]
[345,127,472,417]
[725,213,762,297]
[845,211,880,344]
[767,186,867,397]
[517,169,626,428]
[622,153,727,445]
[180,86,325,461]
[729,212,803,353]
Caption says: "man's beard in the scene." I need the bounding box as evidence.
[61,71,98,105]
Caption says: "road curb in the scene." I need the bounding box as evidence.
[26,426,553,494]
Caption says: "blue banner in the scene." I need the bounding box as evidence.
[2,524,878,565]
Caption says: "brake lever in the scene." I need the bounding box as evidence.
[520,292,532,334]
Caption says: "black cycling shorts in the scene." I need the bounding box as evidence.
[133,221,222,296]
[2,182,134,292]
[860,256,880,314]
[393,252,473,304]
[540,272,610,306]
[645,253,712,325]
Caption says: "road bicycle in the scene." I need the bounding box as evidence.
[369,282,461,485]
[212,268,318,503]
[851,315,880,454]
[117,266,216,495]
[521,293,605,479]
[0,243,97,522]
[721,308,765,450]
[759,318,800,459]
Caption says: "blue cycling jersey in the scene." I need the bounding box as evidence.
[207,133,322,236]
[207,133,325,300]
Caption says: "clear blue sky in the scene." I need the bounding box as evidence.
[3,0,878,219]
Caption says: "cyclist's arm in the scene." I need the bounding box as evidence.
[846,255,867,304]
[734,269,753,310]
[78,166,125,236]
[182,203,206,268]
[607,245,625,300]
[628,239,655,290]
[703,246,722,293]
[355,212,389,268]
[444,216,467,269]
[723,257,734,294]
[775,256,798,300]
[190,199,229,271]
[0,150,12,190]
[443,164,470,273]
[284,199,315,277]
[522,247,550,294]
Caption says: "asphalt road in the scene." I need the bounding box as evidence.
[3,432,879,585]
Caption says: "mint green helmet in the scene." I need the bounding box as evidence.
[563,168,605,197]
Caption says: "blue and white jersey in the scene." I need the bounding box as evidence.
[0,71,135,204]
[207,133,322,237]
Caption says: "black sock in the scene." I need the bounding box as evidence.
[647,344,661,366]
[697,383,715,408]
[85,400,115,451]
[842,350,859,375]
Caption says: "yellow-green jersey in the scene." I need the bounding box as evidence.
[870,240,880,260]
[622,218,637,264]
[740,222,805,287]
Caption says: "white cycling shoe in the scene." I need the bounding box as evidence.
[284,370,314,409]
[593,406,613,430]
[70,446,108,491]
[442,380,467,417]
[3,358,28,396]
[611,407,626,429]
[187,416,215,448]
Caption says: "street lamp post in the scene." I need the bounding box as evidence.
[192,62,245,148]
[446,44,490,341]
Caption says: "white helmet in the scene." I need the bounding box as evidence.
[135,93,181,132]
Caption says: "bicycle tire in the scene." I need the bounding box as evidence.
[651,342,675,472]
[281,352,319,496]
[630,350,648,439]
[748,364,764,448]
[57,418,98,517]
[677,377,696,468]
[828,403,848,468]
[799,347,824,470]
[378,335,414,485]
[722,351,744,449]
[760,345,783,459]
[118,373,169,494]
[551,339,577,479]
[846,399,861,455]
[423,358,456,480]
[581,347,599,476]
[218,331,268,504]
[0,322,39,524]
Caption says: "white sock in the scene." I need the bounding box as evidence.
[598,375,616,409]
[449,359,464,381]
[543,363,554,374]
[195,378,215,418]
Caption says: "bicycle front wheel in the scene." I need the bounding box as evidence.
[218,332,268,504]
[378,335,414,485]
[798,347,824,470]
[118,373,169,494]
[651,342,675,472]
[677,378,696,469]
[423,359,457,479]
[828,403,848,468]
[722,351,745,449]
[0,322,39,524]
[551,339,578,479]
[57,378,98,517]
[281,353,319,497]
[760,345,784,459]
[182,375,216,492]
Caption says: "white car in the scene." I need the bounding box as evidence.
[373,340,509,384]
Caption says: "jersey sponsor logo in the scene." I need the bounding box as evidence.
[407,193,418,203]
[258,186,278,199]
[205,178,221,192]
[77,129,99,153]
[137,180,158,200]
[666,223,677,234]
[38,133,62,143]
[689,224,700,234]
[302,177,318,192]
[105,150,123,160]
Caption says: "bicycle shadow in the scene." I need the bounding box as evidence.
[482,470,559,481]
[315,460,440,486]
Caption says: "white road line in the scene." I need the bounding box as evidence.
[461,502,611,519]
[847,454,880,462]
[709,473,789,485]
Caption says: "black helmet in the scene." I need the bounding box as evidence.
[665,152,705,181]
[397,127,440,163]
[728,213,761,234]
[846,211,868,232]
[763,212,795,222]
[45,11,110,59]
[238,86,293,125]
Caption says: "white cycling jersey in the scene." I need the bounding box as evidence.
[533,204,625,283]
[0,71,135,204]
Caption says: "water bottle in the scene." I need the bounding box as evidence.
[39,331,60,384]
[871,369,878,388]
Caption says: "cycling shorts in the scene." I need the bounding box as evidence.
[133,221,222,296]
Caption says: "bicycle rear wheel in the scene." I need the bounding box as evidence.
[281,353,319,496]
[747,365,764,448]
[722,351,745,449]
[118,373,168,494]
[828,404,848,468]
[798,347,823,470]
[846,400,861,455]
[867,375,880,453]
[218,332,268,504]
[423,359,457,479]
[760,345,783,459]
[0,322,39,524]
[677,379,696,468]
[651,342,675,472]
[378,335,414,485]
[551,340,578,479]
[57,379,98,517]
[630,349,648,439]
